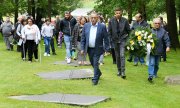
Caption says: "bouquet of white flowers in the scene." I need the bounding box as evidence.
[126,27,157,57]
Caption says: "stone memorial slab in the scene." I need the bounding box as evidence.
[165,75,180,85]
[9,93,110,106]
[36,69,93,80]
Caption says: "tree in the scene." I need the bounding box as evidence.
[166,0,180,48]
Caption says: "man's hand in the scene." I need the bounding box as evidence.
[80,50,84,55]
[166,47,170,52]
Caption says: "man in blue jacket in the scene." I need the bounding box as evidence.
[81,12,109,85]
[148,18,170,82]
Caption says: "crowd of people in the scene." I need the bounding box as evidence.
[0,7,170,85]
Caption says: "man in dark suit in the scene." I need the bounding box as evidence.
[108,7,131,79]
[81,12,109,85]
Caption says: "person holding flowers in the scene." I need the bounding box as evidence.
[127,13,149,66]
[147,18,170,82]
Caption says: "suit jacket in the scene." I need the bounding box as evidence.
[81,22,109,55]
[108,17,130,43]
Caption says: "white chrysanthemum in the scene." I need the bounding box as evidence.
[150,39,154,42]
[148,35,152,39]
[127,46,130,50]
[131,46,134,50]
[138,31,142,35]
[142,30,145,34]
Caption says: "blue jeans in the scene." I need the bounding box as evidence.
[64,35,72,58]
[134,56,145,64]
[44,36,51,54]
[148,55,160,78]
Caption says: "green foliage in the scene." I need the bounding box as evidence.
[94,0,168,20]
[0,0,82,18]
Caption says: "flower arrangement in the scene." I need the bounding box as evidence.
[126,27,157,57]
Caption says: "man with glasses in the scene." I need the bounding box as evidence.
[81,12,109,85]
[147,18,170,82]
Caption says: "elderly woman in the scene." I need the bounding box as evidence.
[21,18,41,62]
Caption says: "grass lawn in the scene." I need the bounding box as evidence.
[0,34,180,108]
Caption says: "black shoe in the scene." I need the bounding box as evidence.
[148,77,153,83]
[121,72,126,79]
[92,80,98,85]
[52,52,57,55]
[127,59,132,62]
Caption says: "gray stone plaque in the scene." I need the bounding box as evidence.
[36,69,93,80]
[165,75,180,85]
[9,93,110,106]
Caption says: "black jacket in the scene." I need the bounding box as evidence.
[60,17,77,36]
[108,17,130,43]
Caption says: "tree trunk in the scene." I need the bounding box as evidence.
[14,0,19,23]
[28,0,32,15]
[31,0,35,20]
[48,0,51,21]
[138,0,147,20]
[127,0,133,24]
[166,0,180,48]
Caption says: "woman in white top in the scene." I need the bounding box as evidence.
[21,18,41,62]
[41,19,54,56]
[16,19,27,60]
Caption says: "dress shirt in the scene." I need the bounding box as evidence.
[89,23,98,48]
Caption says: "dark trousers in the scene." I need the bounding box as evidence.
[88,48,101,82]
[26,40,38,61]
[114,41,126,74]
[50,37,55,53]
[111,48,116,64]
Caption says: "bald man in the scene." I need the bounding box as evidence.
[130,13,149,66]
[148,18,170,82]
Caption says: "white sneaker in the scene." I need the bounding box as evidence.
[67,58,71,64]
[47,54,50,56]
[44,53,47,56]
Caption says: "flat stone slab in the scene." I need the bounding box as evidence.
[53,61,91,67]
[165,75,180,85]
[9,93,110,106]
[36,69,93,80]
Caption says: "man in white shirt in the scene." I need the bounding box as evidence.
[81,12,109,85]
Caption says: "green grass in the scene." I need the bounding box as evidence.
[0,34,180,108]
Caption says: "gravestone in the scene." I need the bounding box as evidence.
[9,93,110,106]
[36,69,93,80]
[165,75,180,85]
